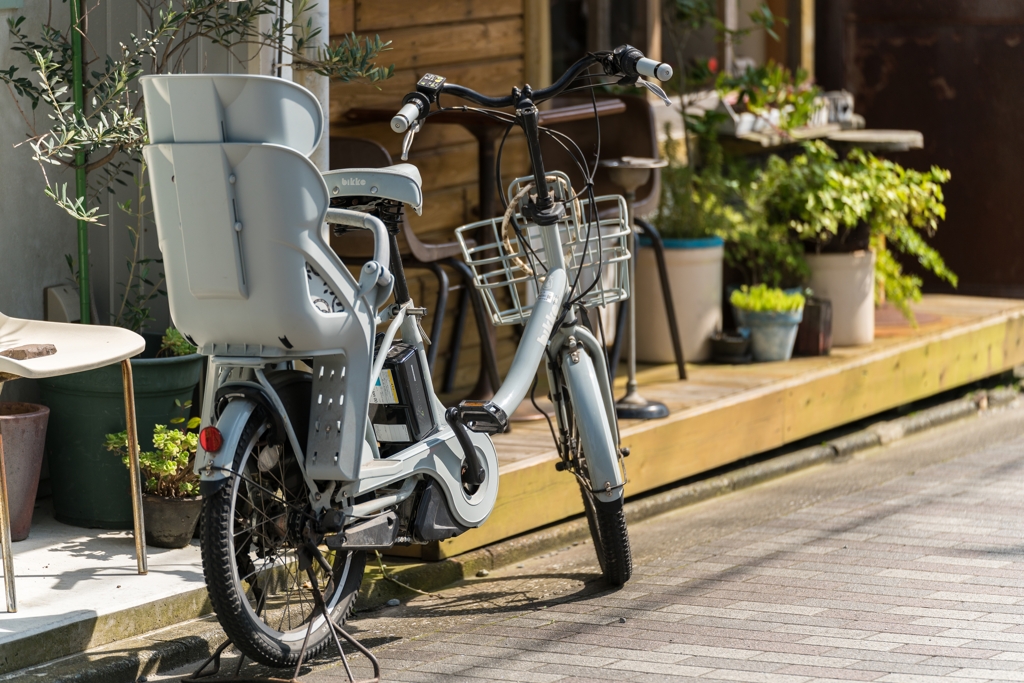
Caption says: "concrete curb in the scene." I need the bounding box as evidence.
[4,387,1016,683]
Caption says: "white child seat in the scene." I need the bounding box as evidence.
[142,74,397,482]
[142,74,424,211]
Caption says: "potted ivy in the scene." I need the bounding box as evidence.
[105,411,202,549]
[730,285,805,362]
[2,1,392,529]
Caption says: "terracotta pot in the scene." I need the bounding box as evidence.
[0,403,50,541]
[142,493,202,548]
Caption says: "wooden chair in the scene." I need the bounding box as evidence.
[0,312,147,612]
[329,137,500,391]
[540,95,687,380]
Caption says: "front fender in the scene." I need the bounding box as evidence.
[196,397,259,495]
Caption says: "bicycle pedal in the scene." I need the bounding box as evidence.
[455,400,509,434]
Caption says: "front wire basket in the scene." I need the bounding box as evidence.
[455,172,631,327]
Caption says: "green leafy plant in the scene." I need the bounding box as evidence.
[2,0,394,325]
[751,141,956,320]
[159,327,197,357]
[655,127,807,288]
[106,413,202,498]
[730,284,805,313]
[715,61,821,133]
[661,0,782,163]
[655,124,744,240]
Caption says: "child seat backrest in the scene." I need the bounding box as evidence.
[142,75,372,357]
[142,74,322,154]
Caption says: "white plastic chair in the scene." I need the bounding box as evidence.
[0,312,146,612]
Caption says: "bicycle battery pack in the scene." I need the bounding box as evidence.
[370,341,433,454]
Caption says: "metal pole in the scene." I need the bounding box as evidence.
[625,191,639,397]
[121,361,148,575]
[0,384,16,612]
[70,0,90,324]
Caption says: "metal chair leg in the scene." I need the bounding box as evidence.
[444,286,470,394]
[0,395,16,612]
[610,299,628,383]
[121,360,148,575]
[443,258,501,395]
[635,218,686,380]
[422,261,450,372]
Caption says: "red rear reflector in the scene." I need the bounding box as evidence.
[200,426,223,453]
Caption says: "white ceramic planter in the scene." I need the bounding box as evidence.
[634,238,723,363]
[806,250,876,346]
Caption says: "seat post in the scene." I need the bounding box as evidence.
[381,200,412,306]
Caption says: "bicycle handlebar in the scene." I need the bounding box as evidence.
[390,45,672,133]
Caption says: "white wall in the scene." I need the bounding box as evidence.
[0,2,78,322]
[0,2,78,402]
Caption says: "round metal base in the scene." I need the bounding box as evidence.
[615,396,670,420]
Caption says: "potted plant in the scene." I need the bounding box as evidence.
[2,1,393,528]
[637,133,734,362]
[753,141,955,344]
[0,402,49,541]
[39,327,203,528]
[105,411,202,549]
[730,285,805,362]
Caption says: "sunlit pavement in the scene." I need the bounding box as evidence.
[158,404,1024,683]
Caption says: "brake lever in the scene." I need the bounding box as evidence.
[401,119,423,161]
[638,77,672,107]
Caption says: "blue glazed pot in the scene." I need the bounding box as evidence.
[740,308,804,362]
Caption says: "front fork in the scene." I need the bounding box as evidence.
[547,319,624,504]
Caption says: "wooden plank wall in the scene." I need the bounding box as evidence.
[330,0,532,395]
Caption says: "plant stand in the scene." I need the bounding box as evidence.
[187,544,380,683]
[600,158,673,421]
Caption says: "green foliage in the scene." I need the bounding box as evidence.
[655,129,808,288]
[753,141,955,320]
[751,141,866,241]
[730,284,805,313]
[715,61,821,132]
[655,126,744,241]
[106,420,201,498]
[160,327,197,357]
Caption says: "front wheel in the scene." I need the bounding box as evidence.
[578,473,632,586]
[558,347,632,586]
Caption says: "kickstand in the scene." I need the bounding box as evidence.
[186,640,232,680]
[299,564,381,683]
[183,561,380,683]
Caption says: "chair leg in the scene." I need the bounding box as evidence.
[636,218,687,380]
[443,258,501,395]
[444,286,470,394]
[609,299,628,384]
[422,261,449,372]
[121,360,148,575]
[0,414,16,613]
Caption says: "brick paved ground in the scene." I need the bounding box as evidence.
[160,404,1024,682]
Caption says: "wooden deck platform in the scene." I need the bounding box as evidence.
[429,295,1024,559]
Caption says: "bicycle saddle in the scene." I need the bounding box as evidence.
[322,164,423,215]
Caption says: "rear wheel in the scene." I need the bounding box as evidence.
[201,409,365,668]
